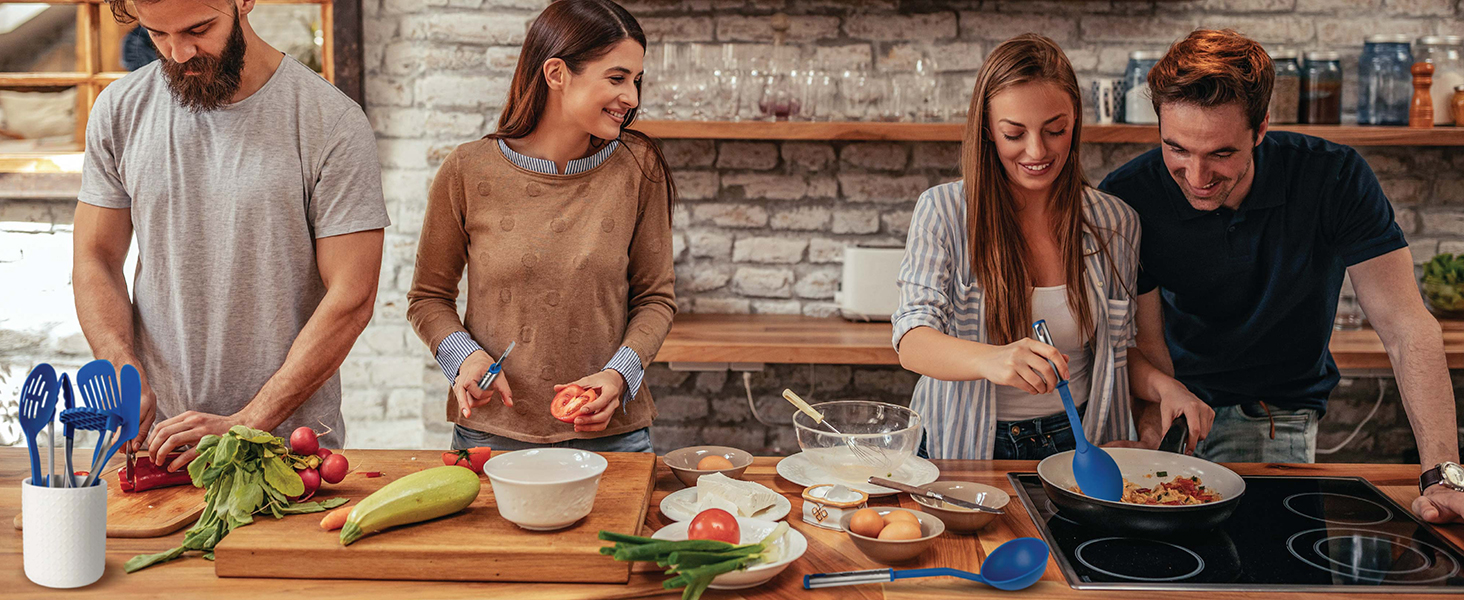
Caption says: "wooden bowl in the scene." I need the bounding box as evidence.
[907,481,1008,534]
[663,446,754,487]
[838,507,944,564]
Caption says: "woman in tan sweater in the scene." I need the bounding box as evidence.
[407,0,676,452]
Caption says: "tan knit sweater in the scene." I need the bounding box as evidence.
[406,136,677,443]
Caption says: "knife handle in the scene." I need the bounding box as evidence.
[804,569,894,589]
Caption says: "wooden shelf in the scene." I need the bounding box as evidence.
[633,120,1464,146]
[655,313,1464,371]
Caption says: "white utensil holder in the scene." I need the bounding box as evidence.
[22,477,106,588]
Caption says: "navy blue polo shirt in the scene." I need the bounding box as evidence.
[1098,131,1407,412]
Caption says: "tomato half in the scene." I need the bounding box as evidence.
[688,508,740,545]
[550,385,598,423]
[442,447,493,474]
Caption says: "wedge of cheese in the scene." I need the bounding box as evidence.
[695,472,778,517]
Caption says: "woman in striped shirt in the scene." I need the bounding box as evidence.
[893,34,1213,460]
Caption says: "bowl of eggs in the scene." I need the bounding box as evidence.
[839,507,945,564]
[664,446,755,487]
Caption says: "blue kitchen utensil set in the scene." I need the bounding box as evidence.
[20,360,140,488]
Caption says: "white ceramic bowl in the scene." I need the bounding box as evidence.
[651,517,808,590]
[484,448,608,531]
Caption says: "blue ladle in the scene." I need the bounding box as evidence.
[1033,320,1123,502]
[804,537,1050,590]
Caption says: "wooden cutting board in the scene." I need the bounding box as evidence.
[213,449,657,583]
[12,461,206,538]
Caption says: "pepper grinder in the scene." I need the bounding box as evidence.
[1411,61,1435,128]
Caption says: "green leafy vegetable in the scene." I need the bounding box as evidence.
[1423,253,1464,313]
[597,522,790,600]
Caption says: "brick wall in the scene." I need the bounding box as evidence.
[3,0,1463,459]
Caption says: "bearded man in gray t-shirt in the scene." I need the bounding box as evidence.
[75,0,389,471]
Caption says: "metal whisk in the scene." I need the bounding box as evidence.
[782,389,883,465]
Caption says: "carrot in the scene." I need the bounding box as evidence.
[320,505,352,531]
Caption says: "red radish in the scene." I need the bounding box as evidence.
[291,427,320,455]
[315,448,332,459]
[293,467,321,501]
[319,454,349,484]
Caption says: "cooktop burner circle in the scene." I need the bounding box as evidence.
[1282,492,1393,526]
[1074,537,1206,582]
[1286,528,1462,584]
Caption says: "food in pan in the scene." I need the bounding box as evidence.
[1072,473,1222,505]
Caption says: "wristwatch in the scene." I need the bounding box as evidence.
[1419,461,1464,495]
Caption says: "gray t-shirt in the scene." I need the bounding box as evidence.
[78,56,389,448]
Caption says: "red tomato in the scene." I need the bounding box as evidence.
[550,385,598,423]
[441,447,493,474]
[688,508,740,545]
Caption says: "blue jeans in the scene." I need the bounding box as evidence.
[917,403,1085,460]
[451,424,653,453]
[1195,402,1319,464]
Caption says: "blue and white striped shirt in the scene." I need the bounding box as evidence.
[892,181,1141,459]
[434,138,645,405]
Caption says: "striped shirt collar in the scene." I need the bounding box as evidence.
[496,138,619,175]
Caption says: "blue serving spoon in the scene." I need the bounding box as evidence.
[804,537,1050,590]
[1033,320,1123,502]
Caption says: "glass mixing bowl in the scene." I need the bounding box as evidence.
[793,400,922,484]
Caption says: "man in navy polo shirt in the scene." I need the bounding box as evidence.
[1100,29,1462,523]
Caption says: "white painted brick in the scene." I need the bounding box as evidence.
[815,45,875,71]
[1297,0,1382,11]
[733,236,808,263]
[382,0,433,14]
[840,143,909,171]
[802,302,843,318]
[1384,0,1455,16]
[689,230,734,259]
[770,206,832,231]
[1198,16,1315,44]
[377,139,431,169]
[1316,18,1430,46]
[1063,45,1101,72]
[882,210,914,237]
[929,42,985,73]
[722,172,808,200]
[692,297,752,313]
[877,44,925,72]
[732,267,796,297]
[485,47,521,71]
[448,0,483,9]
[1421,212,1464,235]
[959,12,1078,43]
[1380,178,1428,205]
[342,388,386,420]
[346,419,425,449]
[845,12,958,41]
[368,107,428,138]
[692,203,769,228]
[807,175,839,199]
[387,387,426,420]
[795,268,840,299]
[833,209,881,234]
[1096,46,1140,75]
[359,325,411,355]
[685,268,732,292]
[482,0,551,8]
[782,142,835,171]
[912,143,960,170]
[424,112,488,139]
[1080,16,1198,43]
[662,139,717,168]
[370,357,426,387]
[715,15,841,42]
[381,169,431,203]
[673,204,692,228]
[402,13,531,45]
[367,77,414,107]
[839,173,930,203]
[717,142,780,170]
[641,16,715,42]
[677,171,720,201]
[751,300,803,314]
[809,238,846,263]
[416,74,511,109]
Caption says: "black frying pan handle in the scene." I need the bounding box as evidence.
[1158,414,1188,454]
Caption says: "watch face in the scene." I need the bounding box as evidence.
[1443,463,1464,488]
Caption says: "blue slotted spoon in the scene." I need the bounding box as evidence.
[85,364,142,488]
[18,364,58,487]
[1033,320,1123,502]
[77,359,122,487]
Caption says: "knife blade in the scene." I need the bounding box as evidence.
[477,341,516,391]
[868,477,1005,515]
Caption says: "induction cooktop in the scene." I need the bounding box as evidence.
[1009,474,1464,592]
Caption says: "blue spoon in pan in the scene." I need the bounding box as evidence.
[1033,320,1123,502]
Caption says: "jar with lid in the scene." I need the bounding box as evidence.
[1269,49,1302,124]
[1418,36,1464,125]
[1453,84,1464,126]
[1123,51,1164,124]
[1301,51,1343,124]
[1358,34,1414,125]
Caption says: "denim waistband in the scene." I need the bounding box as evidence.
[997,401,1087,439]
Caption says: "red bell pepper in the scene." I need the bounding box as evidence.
[119,452,194,493]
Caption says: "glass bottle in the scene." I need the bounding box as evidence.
[1301,51,1343,125]
[1358,34,1414,125]
[1417,36,1464,125]
[1269,49,1302,124]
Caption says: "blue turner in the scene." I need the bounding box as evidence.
[77,359,122,487]
[1032,320,1123,502]
[86,364,142,488]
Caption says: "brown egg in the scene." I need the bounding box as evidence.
[882,510,920,527]
[697,455,735,470]
[877,520,924,541]
[847,508,886,538]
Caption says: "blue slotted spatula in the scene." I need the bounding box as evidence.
[85,364,142,488]
[76,359,122,487]
[18,364,58,487]
[1033,320,1123,502]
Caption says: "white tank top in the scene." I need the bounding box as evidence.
[993,285,1094,421]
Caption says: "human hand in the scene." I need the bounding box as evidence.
[1414,484,1464,523]
[145,410,235,471]
[978,338,1068,394]
[1156,380,1214,455]
[556,370,626,433]
[455,350,513,419]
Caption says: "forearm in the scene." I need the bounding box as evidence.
[897,326,993,382]
[1128,348,1187,403]
[237,287,375,432]
[1385,318,1460,469]
[73,255,140,365]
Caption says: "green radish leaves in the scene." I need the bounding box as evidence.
[262,456,304,497]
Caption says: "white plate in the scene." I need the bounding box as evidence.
[659,486,792,522]
[775,452,940,497]
[651,517,807,590]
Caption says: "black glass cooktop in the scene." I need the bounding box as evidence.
[1009,474,1464,592]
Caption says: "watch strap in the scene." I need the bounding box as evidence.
[1421,464,1447,495]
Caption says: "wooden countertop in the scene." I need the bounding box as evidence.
[3,448,1461,598]
[655,314,1464,371]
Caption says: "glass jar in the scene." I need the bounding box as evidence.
[1358,34,1414,125]
[1270,49,1302,124]
[1302,51,1343,125]
[1418,36,1464,125]
[1123,51,1164,124]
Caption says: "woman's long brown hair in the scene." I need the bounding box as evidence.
[489,0,676,222]
[963,34,1103,346]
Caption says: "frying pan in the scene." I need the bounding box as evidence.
[1035,418,1246,537]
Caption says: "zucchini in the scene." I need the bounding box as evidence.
[340,465,481,545]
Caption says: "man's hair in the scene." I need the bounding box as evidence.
[1148,29,1274,134]
[108,0,142,25]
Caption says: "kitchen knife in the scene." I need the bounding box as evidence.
[477,341,516,391]
[868,477,1004,515]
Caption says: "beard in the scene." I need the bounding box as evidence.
[158,14,246,113]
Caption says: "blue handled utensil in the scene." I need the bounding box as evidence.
[57,373,76,487]
[77,359,122,487]
[1032,320,1123,502]
[86,364,142,488]
[60,406,112,485]
[477,341,516,391]
[18,364,58,487]
[804,537,1050,590]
